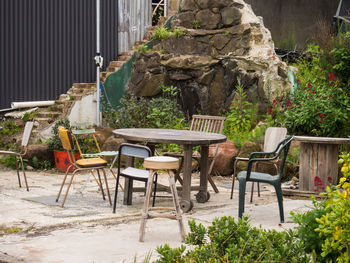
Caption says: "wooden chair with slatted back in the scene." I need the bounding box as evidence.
[166,115,226,193]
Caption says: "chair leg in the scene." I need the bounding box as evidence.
[15,156,22,188]
[238,179,247,219]
[101,168,112,206]
[208,175,219,193]
[19,156,29,191]
[230,159,239,199]
[56,165,73,202]
[96,169,106,201]
[60,170,78,208]
[274,183,284,223]
[139,170,155,242]
[257,182,260,197]
[168,170,186,242]
[113,174,121,213]
[152,172,158,207]
[230,173,235,199]
[250,182,255,203]
[174,158,184,185]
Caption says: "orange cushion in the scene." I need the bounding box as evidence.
[76,158,107,168]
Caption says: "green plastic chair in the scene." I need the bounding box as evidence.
[237,136,294,223]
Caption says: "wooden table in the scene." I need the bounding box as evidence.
[113,128,226,212]
[294,136,350,192]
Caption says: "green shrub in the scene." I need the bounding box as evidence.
[153,27,171,41]
[46,118,71,151]
[172,27,183,38]
[283,72,349,137]
[155,216,309,262]
[116,86,186,130]
[0,121,20,135]
[315,153,350,262]
[291,197,335,262]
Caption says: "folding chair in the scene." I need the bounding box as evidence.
[56,126,115,207]
[113,143,157,213]
[0,121,34,191]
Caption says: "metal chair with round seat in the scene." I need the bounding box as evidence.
[139,156,186,242]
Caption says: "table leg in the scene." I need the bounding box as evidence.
[123,156,134,205]
[180,145,193,212]
[196,145,210,203]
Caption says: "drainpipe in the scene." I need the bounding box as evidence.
[95,0,102,127]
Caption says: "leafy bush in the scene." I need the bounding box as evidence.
[291,197,335,262]
[283,73,349,137]
[0,121,20,135]
[46,118,71,151]
[153,27,171,41]
[314,153,350,262]
[155,216,309,263]
[116,86,187,130]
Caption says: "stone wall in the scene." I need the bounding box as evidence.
[245,0,339,49]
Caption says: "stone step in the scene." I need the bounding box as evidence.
[118,55,132,61]
[34,117,53,123]
[36,111,62,118]
[121,51,134,57]
[106,66,120,73]
[108,61,125,67]
[72,83,96,90]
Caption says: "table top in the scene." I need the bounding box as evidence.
[294,136,350,144]
[113,128,226,145]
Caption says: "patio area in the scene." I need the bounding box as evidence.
[0,169,311,263]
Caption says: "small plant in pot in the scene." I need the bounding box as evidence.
[46,118,80,172]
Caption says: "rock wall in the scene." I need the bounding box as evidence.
[128,0,291,118]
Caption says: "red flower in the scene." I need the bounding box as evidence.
[272,99,277,106]
[267,108,273,115]
[307,83,313,89]
[319,114,326,119]
[330,82,333,86]
[329,73,336,81]
[297,79,301,84]
[312,88,316,93]
[314,176,324,186]
[286,100,292,108]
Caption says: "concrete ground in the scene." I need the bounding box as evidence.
[0,169,312,263]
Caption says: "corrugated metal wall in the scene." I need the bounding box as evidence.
[118,0,152,54]
[0,0,118,109]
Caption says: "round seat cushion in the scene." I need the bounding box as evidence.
[143,156,179,170]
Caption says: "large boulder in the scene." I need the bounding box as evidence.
[24,144,54,163]
[102,136,124,152]
[128,0,290,118]
[210,140,238,176]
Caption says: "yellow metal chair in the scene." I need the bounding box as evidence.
[0,121,34,191]
[70,122,121,192]
[56,126,115,207]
